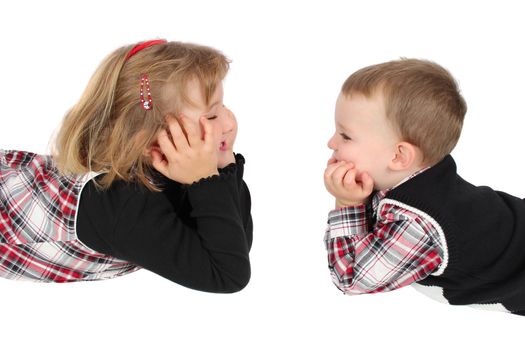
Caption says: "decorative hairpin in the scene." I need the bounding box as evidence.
[140,74,153,110]
[125,40,167,111]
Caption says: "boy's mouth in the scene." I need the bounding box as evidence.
[220,141,227,151]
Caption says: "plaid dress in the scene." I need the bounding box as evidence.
[0,149,140,282]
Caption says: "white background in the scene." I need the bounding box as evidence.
[1,0,524,348]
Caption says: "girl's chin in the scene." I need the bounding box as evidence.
[217,152,235,168]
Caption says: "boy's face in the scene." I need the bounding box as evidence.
[327,92,401,190]
[179,79,237,168]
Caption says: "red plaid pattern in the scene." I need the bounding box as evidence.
[324,171,444,295]
[0,150,140,282]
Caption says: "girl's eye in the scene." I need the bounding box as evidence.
[207,115,218,120]
[339,132,351,141]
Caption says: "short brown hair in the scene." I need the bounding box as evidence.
[51,40,229,191]
[341,58,467,165]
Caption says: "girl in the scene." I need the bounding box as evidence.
[0,39,252,293]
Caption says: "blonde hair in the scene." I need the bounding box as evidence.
[342,58,467,165]
[51,40,229,191]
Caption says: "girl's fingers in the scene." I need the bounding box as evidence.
[179,115,200,147]
[157,129,177,159]
[150,148,169,177]
[166,115,190,151]
[200,117,218,146]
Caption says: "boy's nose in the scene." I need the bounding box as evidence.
[327,134,337,150]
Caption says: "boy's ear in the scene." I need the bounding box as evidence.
[390,141,419,171]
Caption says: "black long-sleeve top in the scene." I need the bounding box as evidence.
[76,154,252,293]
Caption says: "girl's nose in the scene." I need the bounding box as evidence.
[222,108,236,134]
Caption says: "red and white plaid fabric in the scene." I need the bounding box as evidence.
[324,170,445,295]
[0,150,140,282]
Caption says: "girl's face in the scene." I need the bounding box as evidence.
[177,79,238,168]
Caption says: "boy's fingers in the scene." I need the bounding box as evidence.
[332,163,352,184]
[360,172,375,194]
[324,161,346,179]
[342,168,357,188]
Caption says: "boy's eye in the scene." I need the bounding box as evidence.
[339,132,351,141]
[207,115,218,120]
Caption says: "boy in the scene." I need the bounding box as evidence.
[324,58,525,316]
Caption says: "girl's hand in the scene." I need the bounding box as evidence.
[218,151,236,170]
[324,160,374,208]
[151,115,220,184]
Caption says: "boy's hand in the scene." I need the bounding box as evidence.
[151,115,220,184]
[324,158,374,208]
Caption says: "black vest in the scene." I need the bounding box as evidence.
[386,155,525,315]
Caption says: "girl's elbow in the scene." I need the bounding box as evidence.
[221,263,251,293]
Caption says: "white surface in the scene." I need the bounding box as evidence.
[1,1,524,349]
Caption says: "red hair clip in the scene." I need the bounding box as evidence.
[126,40,167,111]
[140,74,153,110]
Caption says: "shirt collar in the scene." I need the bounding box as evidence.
[371,166,430,212]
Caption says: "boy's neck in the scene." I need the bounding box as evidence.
[385,162,429,191]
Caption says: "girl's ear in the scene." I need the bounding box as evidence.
[143,142,162,157]
[137,128,161,159]
[390,141,420,171]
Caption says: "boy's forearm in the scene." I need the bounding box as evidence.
[335,196,371,209]
[324,205,369,294]
[324,202,442,295]
[325,204,369,240]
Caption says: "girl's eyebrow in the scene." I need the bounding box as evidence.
[208,100,222,110]
[201,101,222,117]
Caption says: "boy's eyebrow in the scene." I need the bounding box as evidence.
[336,122,351,132]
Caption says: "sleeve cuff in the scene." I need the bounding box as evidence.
[326,204,368,239]
[187,153,245,188]
[219,153,245,173]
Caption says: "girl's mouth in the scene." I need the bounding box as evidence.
[220,141,227,151]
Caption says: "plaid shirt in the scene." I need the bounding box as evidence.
[324,169,445,295]
[0,150,140,282]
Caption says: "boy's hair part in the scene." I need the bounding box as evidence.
[341,58,467,165]
[51,40,230,191]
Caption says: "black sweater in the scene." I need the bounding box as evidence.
[386,155,525,315]
[76,154,252,293]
